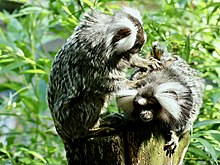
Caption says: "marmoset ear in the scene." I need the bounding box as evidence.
[154,82,188,120]
[108,19,137,53]
[112,28,131,43]
[105,7,146,54]
[116,89,138,116]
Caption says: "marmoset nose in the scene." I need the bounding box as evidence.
[140,110,153,122]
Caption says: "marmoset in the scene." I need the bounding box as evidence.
[116,42,205,156]
[47,8,160,163]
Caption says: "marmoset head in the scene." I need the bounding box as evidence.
[132,89,162,122]
[79,7,146,59]
[109,7,146,55]
[117,78,193,123]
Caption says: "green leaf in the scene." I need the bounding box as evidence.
[0,82,22,91]
[183,35,190,62]
[203,130,220,143]
[98,0,133,2]
[21,69,47,74]
[194,120,220,128]
[19,157,32,164]
[0,148,11,159]
[83,0,95,7]
[12,6,49,17]
[202,2,220,9]
[20,148,47,163]
[22,57,36,65]
[0,61,26,74]
[21,96,38,113]
[195,138,218,163]
[62,6,78,25]
[0,58,15,63]
[6,136,15,146]
[188,145,209,158]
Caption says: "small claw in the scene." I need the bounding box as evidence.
[157,61,164,69]
[146,57,163,70]
[160,62,166,68]
[152,64,157,70]
[164,131,179,156]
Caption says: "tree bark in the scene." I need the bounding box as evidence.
[69,129,190,165]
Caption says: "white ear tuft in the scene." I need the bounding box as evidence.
[116,89,138,98]
[107,17,137,53]
[155,82,188,96]
[154,82,188,120]
[116,89,138,115]
[155,93,181,120]
[122,7,143,24]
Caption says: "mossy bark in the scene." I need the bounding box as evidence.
[69,130,190,165]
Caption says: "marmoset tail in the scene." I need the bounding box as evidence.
[47,7,160,163]
[116,42,205,156]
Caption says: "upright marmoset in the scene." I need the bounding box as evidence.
[116,42,205,156]
[47,8,160,163]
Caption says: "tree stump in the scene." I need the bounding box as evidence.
[69,129,190,165]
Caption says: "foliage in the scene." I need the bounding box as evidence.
[0,0,219,164]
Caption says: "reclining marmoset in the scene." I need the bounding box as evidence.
[116,42,205,156]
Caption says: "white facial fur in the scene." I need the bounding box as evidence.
[116,89,138,115]
[107,17,138,53]
[154,82,189,120]
[122,7,143,25]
